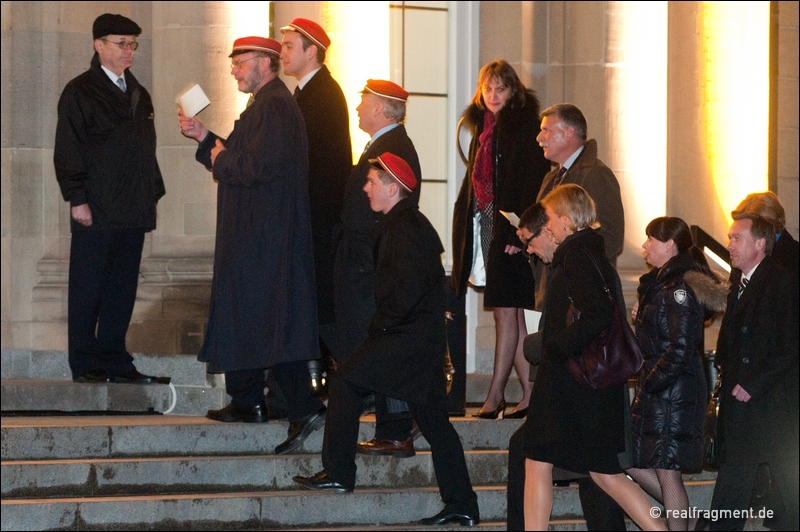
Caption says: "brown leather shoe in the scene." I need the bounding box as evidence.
[356,436,415,458]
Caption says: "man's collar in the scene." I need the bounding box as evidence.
[561,145,584,170]
[297,67,322,90]
[100,64,125,84]
[370,123,400,142]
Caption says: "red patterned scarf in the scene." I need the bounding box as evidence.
[472,111,496,210]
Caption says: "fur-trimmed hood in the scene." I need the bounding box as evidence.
[461,90,542,133]
[684,270,729,313]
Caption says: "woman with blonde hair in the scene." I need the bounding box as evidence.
[451,59,550,419]
[521,184,666,531]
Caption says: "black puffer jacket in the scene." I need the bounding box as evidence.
[631,252,728,471]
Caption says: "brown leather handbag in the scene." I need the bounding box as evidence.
[564,248,644,389]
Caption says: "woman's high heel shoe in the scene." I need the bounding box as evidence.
[505,406,528,419]
[473,399,506,419]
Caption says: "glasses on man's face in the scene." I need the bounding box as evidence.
[520,231,539,249]
[102,38,139,51]
[230,56,259,70]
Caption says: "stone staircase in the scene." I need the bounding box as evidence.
[1,350,725,531]
[1,409,721,531]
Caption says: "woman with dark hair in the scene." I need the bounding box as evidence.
[522,184,666,531]
[627,217,727,530]
[451,59,551,419]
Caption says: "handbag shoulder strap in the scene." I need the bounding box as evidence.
[563,245,612,303]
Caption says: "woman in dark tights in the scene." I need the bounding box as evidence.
[628,217,727,530]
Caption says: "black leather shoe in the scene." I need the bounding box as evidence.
[275,405,326,455]
[292,471,352,493]
[206,402,270,423]
[72,370,111,383]
[357,436,415,458]
[108,369,158,384]
[419,507,480,526]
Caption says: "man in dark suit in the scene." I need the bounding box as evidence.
[280,18,352,389]
[535,103,624,266]
[294,153,479,527]
[710,213,799,531]
[727,192,798,529]
[334,80,422,458]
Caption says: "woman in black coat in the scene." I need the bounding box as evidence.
[522,185,665,531]
[627,217,727,531]
[451,60,551,419]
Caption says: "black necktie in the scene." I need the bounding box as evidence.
[554,166,568,186]
[294,85,301,97]
[738,277,749,299]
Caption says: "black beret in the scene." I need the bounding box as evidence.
[93,14,141,40]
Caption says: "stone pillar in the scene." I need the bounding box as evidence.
[666,3,720,236]
[777,1,799,236]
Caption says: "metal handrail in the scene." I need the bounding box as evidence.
[691,225,730,265]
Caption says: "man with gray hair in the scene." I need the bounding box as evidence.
[54,13,166,385]
[335,80,422,458]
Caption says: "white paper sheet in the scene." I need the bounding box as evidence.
[499,210,520,227]
[176,83,210,118]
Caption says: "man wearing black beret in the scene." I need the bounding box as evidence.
[54,14,167,384]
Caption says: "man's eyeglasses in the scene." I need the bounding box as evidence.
[102,39,139,51]
[520,231,540,248]
[230,56,259,70]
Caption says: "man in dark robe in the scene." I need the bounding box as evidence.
[178,36,325,455]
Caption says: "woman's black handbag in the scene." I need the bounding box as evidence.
[704,373,722,469]
[564,248,644,389]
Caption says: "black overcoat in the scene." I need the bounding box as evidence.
[715,256,799,465]
[333,125,421,363]
[55,54,165,232]
[196,77,319,372]
[338,198,447,406]
[295,66,352,324]
[631,253,727,471]
[522,229,626,474]
[451,92,550,306]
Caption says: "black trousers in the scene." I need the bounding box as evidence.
[374,395,414,440]
[225,361,323,422]
[710,459,799,531]
[322,373,478,514]
[67,228,145,379]
[506,425,626,531]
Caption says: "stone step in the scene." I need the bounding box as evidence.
[0,450,507,498]
[1,349,530,415]
[0,415,524,461]
[1,378,173,413]
[1,448,717,500]
[0,480,718,531]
